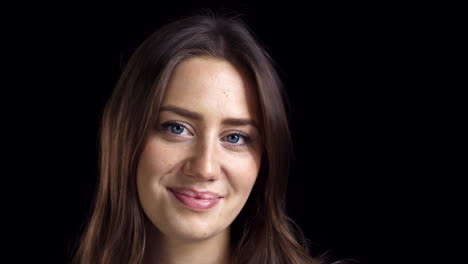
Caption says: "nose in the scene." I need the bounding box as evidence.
[182,136,220,181]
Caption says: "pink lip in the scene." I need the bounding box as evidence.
[168,187,222,211]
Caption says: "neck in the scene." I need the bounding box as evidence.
[143,221,231,264]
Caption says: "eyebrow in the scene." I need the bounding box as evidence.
[159,105,259,130]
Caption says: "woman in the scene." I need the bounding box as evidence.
[73,11,322,264]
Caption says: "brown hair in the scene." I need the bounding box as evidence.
[72,10,321,264]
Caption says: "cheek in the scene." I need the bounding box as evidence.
[138,139,180,180]
[227,155,261,194]
[136,138,184,211]
[137,138,186,216]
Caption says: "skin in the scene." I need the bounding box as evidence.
[137,57,263,264]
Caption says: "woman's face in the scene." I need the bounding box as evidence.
[137,57,262,242]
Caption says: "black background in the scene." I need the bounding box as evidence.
[8,1,443,264]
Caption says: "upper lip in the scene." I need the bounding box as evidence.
[168,187,223,199]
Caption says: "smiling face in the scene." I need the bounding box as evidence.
[137,57,263,242]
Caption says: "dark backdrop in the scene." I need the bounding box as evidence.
[10,1,422,264]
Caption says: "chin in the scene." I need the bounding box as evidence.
[170,226,222,242]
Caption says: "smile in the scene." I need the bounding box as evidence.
[168,188,222,211]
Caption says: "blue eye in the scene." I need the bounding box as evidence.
[224,132,253,147]
[160,122,189,136]
[227,134,240,143]
[159,122,253,148]
[170,124,185,134]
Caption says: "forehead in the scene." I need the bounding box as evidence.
[161,57,260,123]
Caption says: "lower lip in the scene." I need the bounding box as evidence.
[169,190,221,211]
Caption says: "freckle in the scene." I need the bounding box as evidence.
[223,90,230,99]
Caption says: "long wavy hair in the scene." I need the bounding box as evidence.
[72,10,321,264]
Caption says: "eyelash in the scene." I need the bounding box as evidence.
[159,121,253,148]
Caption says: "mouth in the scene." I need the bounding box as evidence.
[167,187,222,211]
